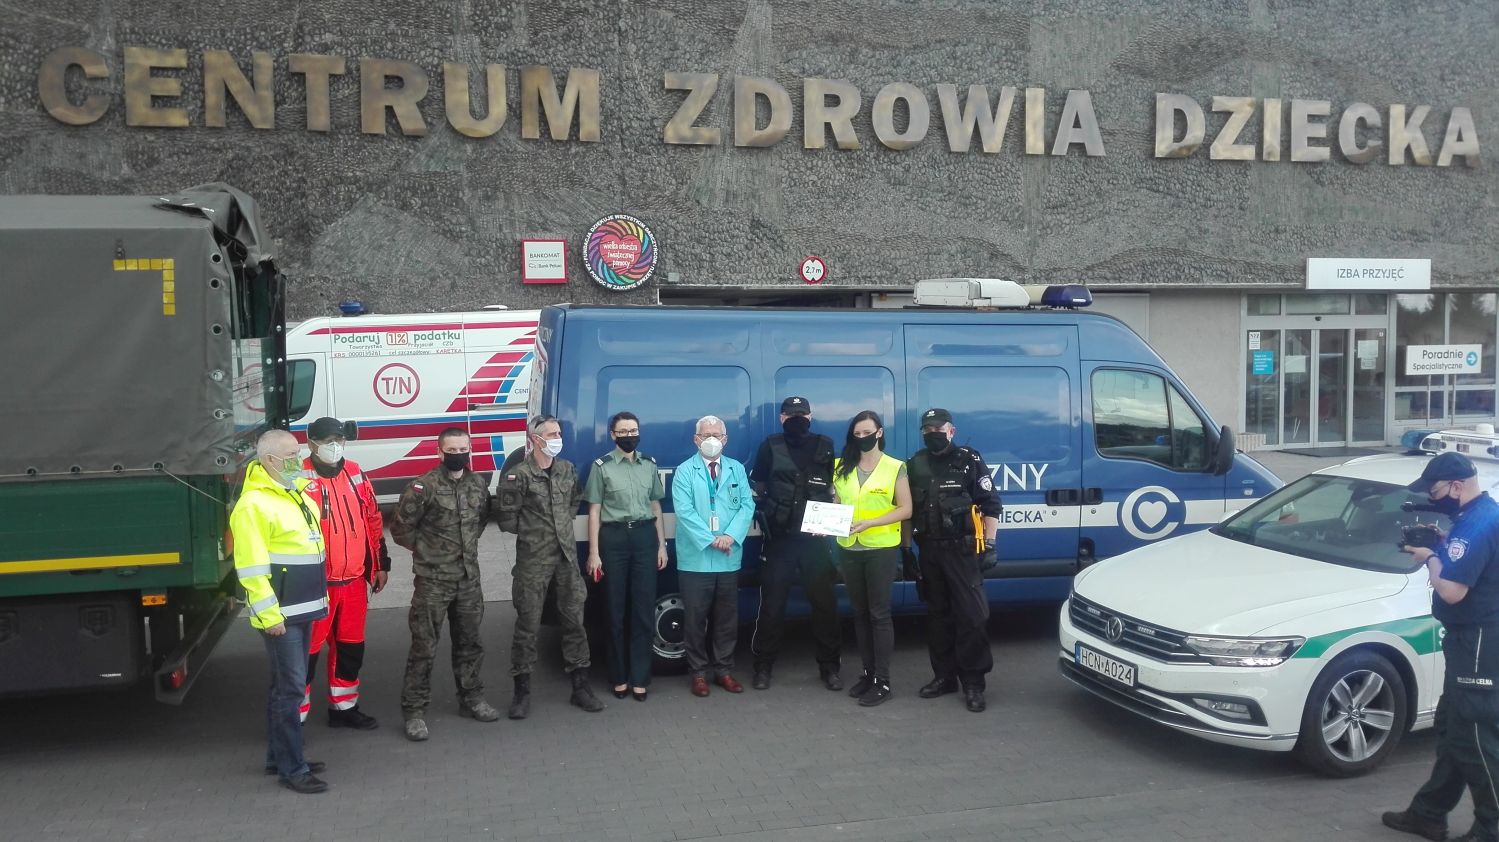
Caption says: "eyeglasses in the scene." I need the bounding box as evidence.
[696,432,725,441]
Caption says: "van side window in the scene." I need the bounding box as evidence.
[917,366,1073,464]
[1092,369,1206,470]
[286,359,317,423]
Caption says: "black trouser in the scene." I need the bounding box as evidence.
[837,546,898,680]
[679,570,738,677]
[751,533,841,671]
[917,537,992,690]
[1410,624,1499,840]
[600,521,659,688]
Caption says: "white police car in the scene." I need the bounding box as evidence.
[1059,430,1499,776]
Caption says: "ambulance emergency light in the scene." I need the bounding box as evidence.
[912,278,1093,309]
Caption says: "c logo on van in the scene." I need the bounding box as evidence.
[1120,485,1184,541]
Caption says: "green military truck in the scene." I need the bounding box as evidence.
[0,184,285,702]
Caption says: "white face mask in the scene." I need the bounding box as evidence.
[698,437,724,459]
[314,442,344,464]
[542,438,564,457]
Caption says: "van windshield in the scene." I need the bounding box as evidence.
[1212,474,1448,574]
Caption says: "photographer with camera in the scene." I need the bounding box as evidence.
[1384,452,1499,842]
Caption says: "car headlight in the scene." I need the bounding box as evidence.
[1183,635,1304,667]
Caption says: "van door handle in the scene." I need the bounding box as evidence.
[1045,488,1082,506]
[1083,487,1104,505]
[468,403,502,410]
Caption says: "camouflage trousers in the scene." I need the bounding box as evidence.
[511,551,591,676]
[401,574,484,714]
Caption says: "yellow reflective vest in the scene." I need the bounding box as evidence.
[229,461,329,630]
[831,454,904,549]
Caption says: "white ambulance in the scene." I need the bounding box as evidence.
[284,310,540,502]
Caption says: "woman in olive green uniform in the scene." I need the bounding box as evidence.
[831,411,912,706]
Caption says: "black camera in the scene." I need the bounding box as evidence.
[1399,523,1443,551]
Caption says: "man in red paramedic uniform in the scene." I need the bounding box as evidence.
[301,416,391,729]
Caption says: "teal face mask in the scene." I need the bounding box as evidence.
[269,454,303,487]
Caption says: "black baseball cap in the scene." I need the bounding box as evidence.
[1409,452,1478,493]
[920,408,953,428]
[307,417,345,441]
[780,396,812,415]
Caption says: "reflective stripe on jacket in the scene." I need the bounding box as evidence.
[229,461,329,629]
[832,454,904,549]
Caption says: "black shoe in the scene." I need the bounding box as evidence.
[1380,810,1448,841]
[612,686,629,699]
[963,686,986,712]
[280,773,329,794]
[570,668,605,713]
[327,706,379,730]
[820,666,843,691]
[752,667,771,690]
[848,672,873,698]
[264,760,326,776]
[631,688,648,702]
[917,676,960,699]
[858,679,892,707]
[509,674,531,720]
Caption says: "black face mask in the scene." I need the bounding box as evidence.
[923,431,951,453]
[615,434,641,454]
[783,415,812,440]
[855,434,880,453]
[1431,495,1462,516]
[442,452,470,472]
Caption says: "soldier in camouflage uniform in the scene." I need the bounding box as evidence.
[390,428,500,741]
[495,415,604,718]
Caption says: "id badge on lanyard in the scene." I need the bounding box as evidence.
[708,472,719,533]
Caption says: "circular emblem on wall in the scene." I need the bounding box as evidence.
[584,214,657,291]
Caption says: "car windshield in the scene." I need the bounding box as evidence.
[1212,474,1449,573]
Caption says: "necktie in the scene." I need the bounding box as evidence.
[709,461,718,482]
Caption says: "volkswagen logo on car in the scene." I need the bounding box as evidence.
[1106,615,1125,643]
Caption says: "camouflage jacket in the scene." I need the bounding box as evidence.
[498,455,582,565]
[390,465,490,582]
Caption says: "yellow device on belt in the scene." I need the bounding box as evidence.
[971,505,984,554]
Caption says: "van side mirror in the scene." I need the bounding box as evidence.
[343,420,360,441]
[1210,425,1234,475]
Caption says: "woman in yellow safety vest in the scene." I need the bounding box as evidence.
[831,410,912,706]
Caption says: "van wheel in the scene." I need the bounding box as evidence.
[1294,650,1407,777]
[652,593,688,675]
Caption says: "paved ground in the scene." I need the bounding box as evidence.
[6,445,1459,842]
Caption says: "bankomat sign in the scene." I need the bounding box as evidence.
[34,46,1482,167]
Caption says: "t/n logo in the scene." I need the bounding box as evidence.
[373,362,420,408]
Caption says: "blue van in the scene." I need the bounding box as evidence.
[527,280,1282,669]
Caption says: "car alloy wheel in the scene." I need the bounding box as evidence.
[1319,668,1397,763]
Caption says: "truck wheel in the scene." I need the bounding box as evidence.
[652,593,688,675]
[1294,650,1407,777]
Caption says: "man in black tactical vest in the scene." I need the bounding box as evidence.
[908,408,1002,713]
[749,396,843,690]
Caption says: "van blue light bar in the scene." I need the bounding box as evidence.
[1040,285,1092,309]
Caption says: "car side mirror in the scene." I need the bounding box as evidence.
[343,420,360,441]
[1210,425,1234,476]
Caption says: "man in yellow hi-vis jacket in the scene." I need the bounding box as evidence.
[231,430,331,794]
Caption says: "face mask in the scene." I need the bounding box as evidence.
[314,442,344,464]
[1431,490,1462,515]
[268,455,302,487]
[856,434,880,453]
[442,452,470,472]
[615,434,640,454]
[923,431,951,452]
[782,415,811,440]
[698,437,724,460]
[542,439,564,458]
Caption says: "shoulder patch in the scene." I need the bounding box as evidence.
[594,457,606,466]
[641,453,657,463]
[412,482,424,491]
[1450,538,1469,561]
[978,475,994,491]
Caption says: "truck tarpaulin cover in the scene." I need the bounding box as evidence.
[0,184,274,477]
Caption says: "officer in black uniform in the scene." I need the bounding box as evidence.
[1384,452,1499,842]
[749,396,843,691]
[908,407,1001,713]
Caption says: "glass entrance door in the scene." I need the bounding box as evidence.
[1280,329,1352,446]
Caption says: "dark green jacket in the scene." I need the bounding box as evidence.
[390,465,491,582]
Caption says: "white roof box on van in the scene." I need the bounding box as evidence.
[913,278,1031,308]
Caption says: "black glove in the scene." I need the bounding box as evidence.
[978,539,998,572]
[903,546,928,602]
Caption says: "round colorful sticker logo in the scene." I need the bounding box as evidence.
[584,214,657,291]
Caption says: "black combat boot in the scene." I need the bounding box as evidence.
[570,668,605,712]
[508,674,531,720]
[820,664,843,691]
[1380,809,1448,841]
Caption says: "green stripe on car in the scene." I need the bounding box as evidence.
[1294,616,1440,659]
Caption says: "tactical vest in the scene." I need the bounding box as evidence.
[913,448,977,540]
[763,434,834,536]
